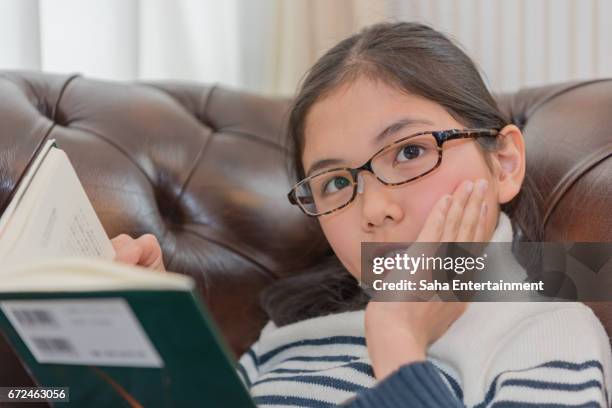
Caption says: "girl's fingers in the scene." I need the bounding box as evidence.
[457,179,488,241]
[110,233,131,250]
[416,178,491,243]
[111,234,143,266]
[134,234,165,271]
[473,201,488,242]
[441,180,474,242]
[416,194,452,242]
[111,233,166,271]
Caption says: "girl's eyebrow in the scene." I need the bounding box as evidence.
[305,117,434,177]
[374,117,435,143]
[306,158,344,177]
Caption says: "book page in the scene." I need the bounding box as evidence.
[0,139,55,238]
[0,148,115,268]
[0,257,193,292]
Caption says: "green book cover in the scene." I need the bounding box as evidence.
[0,260,257,408]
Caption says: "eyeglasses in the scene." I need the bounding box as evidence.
[287,128,499,217]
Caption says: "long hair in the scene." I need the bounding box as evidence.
[262,22,544,327]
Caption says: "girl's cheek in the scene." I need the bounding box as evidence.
[320,220,361,277]
[421,151,490,206]
[409,175,459,215]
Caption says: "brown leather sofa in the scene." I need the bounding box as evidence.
[1,71,611,392]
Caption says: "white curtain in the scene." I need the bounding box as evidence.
[0,0,242,88]
[1,0,611,96]
[392,0,612,92]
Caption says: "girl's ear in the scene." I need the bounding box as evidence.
[492,124,526,204]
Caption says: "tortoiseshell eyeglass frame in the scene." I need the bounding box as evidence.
[287,128,500,217]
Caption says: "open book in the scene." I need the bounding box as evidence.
[0,141,255,407]
[0,139,115,266]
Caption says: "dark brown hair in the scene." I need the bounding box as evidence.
[262,22,544,326]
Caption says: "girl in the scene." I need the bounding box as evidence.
[113,22,611,407]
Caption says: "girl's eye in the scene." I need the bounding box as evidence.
[323,176,351,194]
[395,144,425,162]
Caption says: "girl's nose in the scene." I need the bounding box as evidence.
[357,172,404,230]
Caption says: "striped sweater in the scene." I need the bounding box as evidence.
[237,212,612,407]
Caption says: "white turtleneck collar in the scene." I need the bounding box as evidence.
[489,210,514,243]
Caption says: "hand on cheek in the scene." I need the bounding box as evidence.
[364,178,490,381]
[417,178,490,243]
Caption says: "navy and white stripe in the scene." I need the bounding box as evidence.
[237,324,378,406]
[474,360,610,408]
[238,335,610,408]
[344,359,610,408]
[237,318,610,407]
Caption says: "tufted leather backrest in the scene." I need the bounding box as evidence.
[496,79,612,241]
[0,72,611,389]
[0,70,332,354]
[495,79,612,345]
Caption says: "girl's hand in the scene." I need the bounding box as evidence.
[110,233,166,272]
[365,178,489,379]
[416,178,489,243]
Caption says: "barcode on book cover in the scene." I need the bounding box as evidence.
[13,309,58,327]
[0,299,163,367]
[31,337,77,356]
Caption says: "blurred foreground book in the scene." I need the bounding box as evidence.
[0,141,255,407]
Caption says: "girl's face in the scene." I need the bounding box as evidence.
[301,76,525,279]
